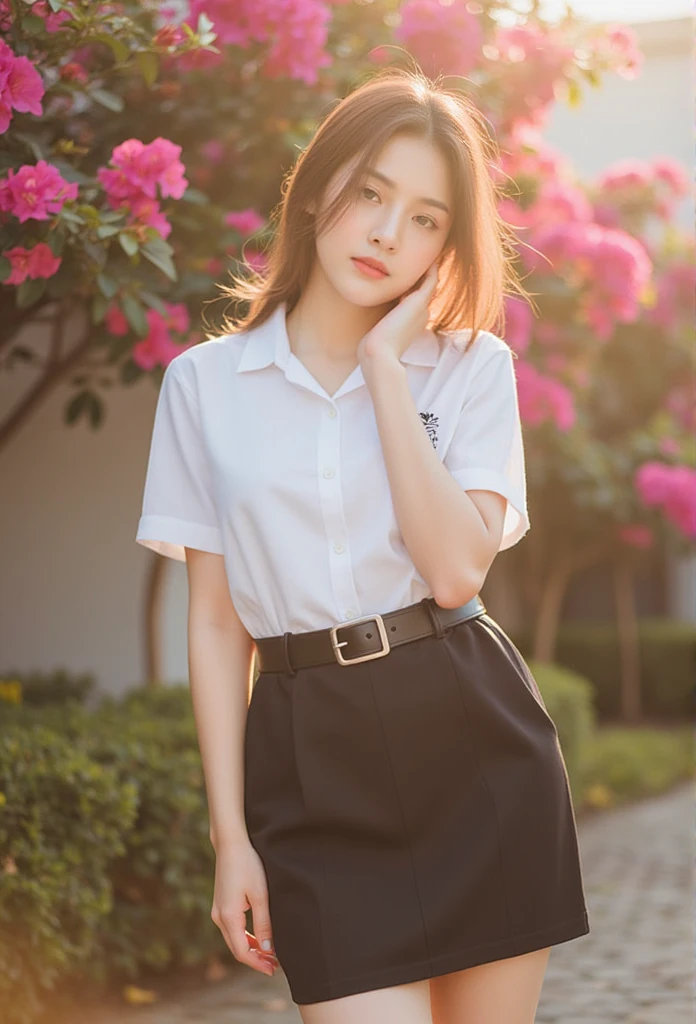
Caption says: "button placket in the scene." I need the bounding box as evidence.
[317,401,361,620]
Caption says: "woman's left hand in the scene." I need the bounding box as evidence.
[357,260,440,369]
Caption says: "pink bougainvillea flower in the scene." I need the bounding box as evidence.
[105,137,188,201]
[4,242,61,285]
[647,260,696,331]
[394,0,484,79]
[186,0,333,84]
[515,359,576,431]
[635,462,696,539]
[523,220,652,341]
[0,38,45,133]
[503,295,534,354]
[105,304,130,336]
[128,194,173,238]
[487,23,574,131]
[603,24,643,80]
[97,137,187,240]
[131,304,195,371]
[0,160,78,222]
[224,208,265,236]
[59,61,89,84]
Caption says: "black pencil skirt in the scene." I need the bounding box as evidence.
[243,610,590,1006]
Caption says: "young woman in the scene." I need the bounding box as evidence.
[136,68,590,1024]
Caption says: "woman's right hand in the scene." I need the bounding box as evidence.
[211,840,279,976]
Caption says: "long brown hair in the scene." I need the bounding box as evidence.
[206,66,531,352]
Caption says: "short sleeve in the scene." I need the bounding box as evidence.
[136,357,224,562]
[444,345,530,551]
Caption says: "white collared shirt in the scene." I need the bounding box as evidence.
[136,301,530,638]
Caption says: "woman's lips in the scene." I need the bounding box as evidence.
[351,257,389,279]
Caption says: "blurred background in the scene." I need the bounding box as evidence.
[0,1,693,1022]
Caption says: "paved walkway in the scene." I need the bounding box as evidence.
[97,781,694,1023]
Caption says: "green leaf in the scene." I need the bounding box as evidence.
[566,78,583,109]
[139,290,168,314]
[136,51,159,87]
[0,255,11,283]
[47,229,66,257]
[22,13,45,33]
[61,209,86,225]
[92,294,109,324]
[96,224,120,239]
[92,89,125,113]
[118,232,139,258]
[141,243,177,282]
[93,34,130,63]
[120,359,145,385]
[142,235,174,256]
[16,278,47,309]
[120,294,148,337]
[67,390,103,428]
[181,187,209,206]
[96,273,119,299]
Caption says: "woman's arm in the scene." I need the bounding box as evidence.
[184,547,256,851]
[184,548,278,975]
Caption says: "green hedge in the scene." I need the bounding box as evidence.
[526,659,596,803]
[0,664,689,1024]
[512,618,696,720]
[0,721,137,1024]
[0,689,229,1024]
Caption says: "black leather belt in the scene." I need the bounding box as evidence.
[253,594,487,675]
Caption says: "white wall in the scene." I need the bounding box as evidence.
[0,315,190,698]
[1,15,692,696]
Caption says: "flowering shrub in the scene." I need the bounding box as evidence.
[0,0,693,636]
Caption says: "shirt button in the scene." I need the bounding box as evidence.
[344,608,356,619]
[333,541,345,554]
[323,467,335,479]
[328,407,337,418]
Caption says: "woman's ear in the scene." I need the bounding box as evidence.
[305,199,316,215]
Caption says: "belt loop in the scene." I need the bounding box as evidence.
[282,631,298,677]
[422,597,446,640]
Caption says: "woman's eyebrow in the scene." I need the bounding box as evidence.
[365,167,451,215]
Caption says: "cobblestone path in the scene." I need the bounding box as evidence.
[95,781,693,1023]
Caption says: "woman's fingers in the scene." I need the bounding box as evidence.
[213,905,276,975]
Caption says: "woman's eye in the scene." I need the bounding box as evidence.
[362,187,437,229]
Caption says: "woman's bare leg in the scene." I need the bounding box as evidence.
[429,947,552,1024]
[298,978,433,1024]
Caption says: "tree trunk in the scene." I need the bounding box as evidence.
[612,557,642,722]
[532,547,574,663]
[143,553,168,687]
[532,538,614,664]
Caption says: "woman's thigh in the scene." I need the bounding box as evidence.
[429,947,552,1024]
[298,978,433,1024]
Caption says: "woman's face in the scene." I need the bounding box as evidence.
[312,133,454,307]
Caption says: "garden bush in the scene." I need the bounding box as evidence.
[513,618,696,720]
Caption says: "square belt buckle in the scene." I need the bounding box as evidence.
[329,614,391,665]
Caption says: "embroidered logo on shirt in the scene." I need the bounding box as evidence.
[419,411,440,449]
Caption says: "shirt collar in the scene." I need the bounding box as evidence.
[236,301,442,373]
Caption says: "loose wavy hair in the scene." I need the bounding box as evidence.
[206,65,532,352]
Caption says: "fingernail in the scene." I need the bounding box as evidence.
[261,939,272,950]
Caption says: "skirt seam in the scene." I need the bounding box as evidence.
[440,633,514,938]
[365,661,434,978]
[296,910,590,998]
[290,675,335,988]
